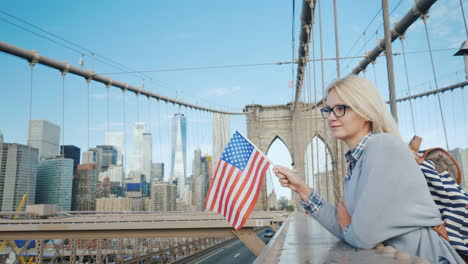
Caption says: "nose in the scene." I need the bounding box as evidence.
[327,111,338,121]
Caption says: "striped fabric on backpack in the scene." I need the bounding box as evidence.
[419,157,468,255]
[409,136,468,258]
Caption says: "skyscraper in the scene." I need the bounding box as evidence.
[96,145,118,172]
[0,142,38,211]
[151,163,164,182]
[28,119,60,160]
[171,113,187,197]
[106,132,124,165]
[82,148,102,171]
[36,158,73,211]
[141,132,152,180]
[129,123,152,180]
[72,163,98,211]
[60,145,80,171]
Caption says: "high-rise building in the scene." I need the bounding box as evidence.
[193,175,205,211]
[171,113,187,197]
[72,163,97,211]
[192,148,202,176]
[0,143,38,211]
[212,113,230,169]
[129,123,152,180]
[141,132,152,180]
[28,119,60,160]
[60,145,80,171]
[82,148,102,170]
[105,132,124,165]
[98,165,124,183]
[36,158,73,211]
[450,148,468,190]
[150,180,177,211]
[96,145,118,172]
[151,163,164,182]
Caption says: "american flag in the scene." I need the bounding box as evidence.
[204,131,271,230]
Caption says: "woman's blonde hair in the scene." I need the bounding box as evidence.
[326,75,402,140]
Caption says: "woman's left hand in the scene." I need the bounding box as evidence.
[337,197,351,231]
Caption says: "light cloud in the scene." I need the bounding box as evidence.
[201,86,241,97]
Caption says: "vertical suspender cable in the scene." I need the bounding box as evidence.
[27,61,36,206]
[61,69,67,210]
[148,97,152,133]
[333,0,341,79]
[122,90,127,181]
[422,16,450,150]
[292,0,296,102]
[463,88,468,147]
[157,101,162,164]
[318,0,326,196]
[459,0,468,38]
[399,37,417,135]
[312,25,317,190]
[106,84,111,177]
[86,81,91,152]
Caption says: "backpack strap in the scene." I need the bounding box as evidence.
[432,220,450,242]
[409,135,462,185]
[420,148,462,185]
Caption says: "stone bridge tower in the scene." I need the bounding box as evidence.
[243,103,347,211]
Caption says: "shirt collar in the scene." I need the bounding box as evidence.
[345,131,376,163]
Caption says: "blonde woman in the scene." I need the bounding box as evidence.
[273,75,463,263]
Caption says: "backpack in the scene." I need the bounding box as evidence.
[409,136,468,259]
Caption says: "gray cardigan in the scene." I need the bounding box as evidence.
[310,133,464,263]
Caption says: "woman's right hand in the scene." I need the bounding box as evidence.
[273,165,312,202]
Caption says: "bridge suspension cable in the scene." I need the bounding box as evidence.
[0,41,243,115]
[351,0,437,75]
[422,14,449,150]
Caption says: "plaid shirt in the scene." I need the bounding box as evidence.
[344,131,376,182]
[300,131,376,214]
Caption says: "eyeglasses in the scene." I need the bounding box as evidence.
[320,105,350,119]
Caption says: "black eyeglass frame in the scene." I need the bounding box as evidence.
[320,105,350,119]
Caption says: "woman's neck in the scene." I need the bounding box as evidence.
[344,129,373,150]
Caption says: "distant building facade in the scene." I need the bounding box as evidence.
[151,163,164,182]
[129,123,152,180]
[36,158,73,211]
[60,145,80,171]
[96,145,118,172]
[0,142,38,211]
[150,181,177,211]
[28,119,60,160]
[72,163,98,211]
[106,131,124,165]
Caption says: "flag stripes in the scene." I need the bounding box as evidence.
[204,131,270,230]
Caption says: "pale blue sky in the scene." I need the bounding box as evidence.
[1,0,467,200]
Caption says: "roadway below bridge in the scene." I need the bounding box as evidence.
[177,228,273,264]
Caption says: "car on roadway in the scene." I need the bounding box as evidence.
[264,228,275,238]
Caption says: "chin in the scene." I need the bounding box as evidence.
[331,131,344,140]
